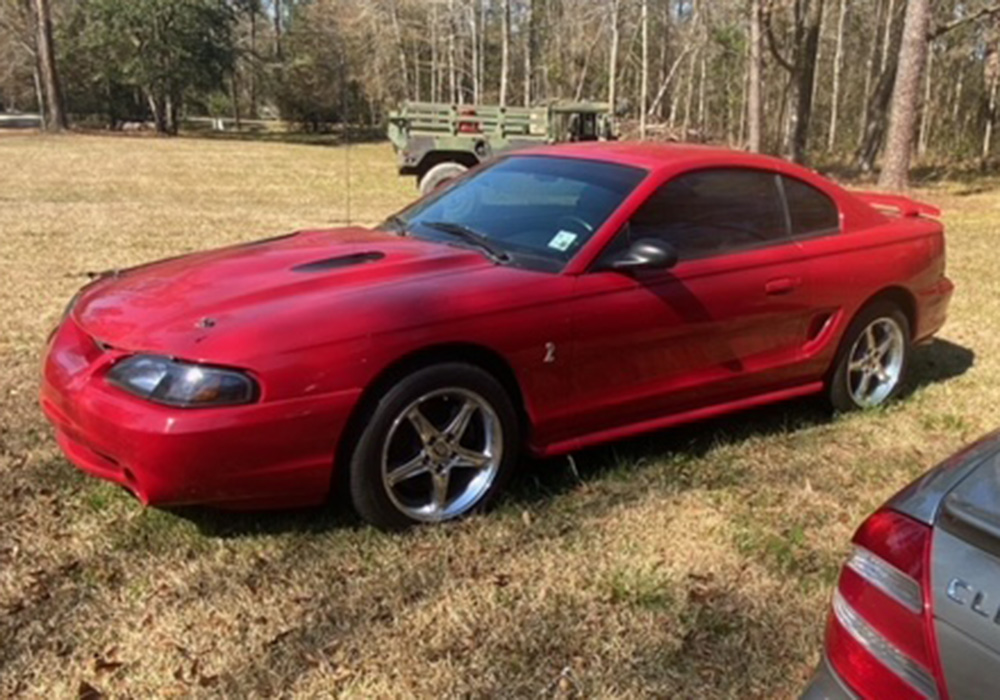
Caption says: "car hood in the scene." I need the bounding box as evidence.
[73,227,496,356]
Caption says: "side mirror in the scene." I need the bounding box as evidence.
[608,238,679,272]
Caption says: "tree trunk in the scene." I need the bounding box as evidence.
[918,43,934,156]
[147,91,167,134]
[879,0,896,75]
[659,0,671,120]
[697,51,707,135]
[500,0,510,107]
[448,0,457,102]
[231,74,241,131]
[467,0,478,103]
[33,0,65,131]
[479,0,486,101]
[273,0,283,60]
[31,60,45,122]
[390,0,410,100]
[608,0,620,117]
[682,48,696,138]
[857,59,897,171]
[859,0,887,148]
[827,0,846,151]
[249,5,258,118]
[166,91,180,135]
[747,0,763,152]
[640,0,649,138]
[790,0,825,163]
[984,75,999,165]
[431,2,439,102]
[983,49,1000,165]
[878,0,931,190]
[524,0,533,106]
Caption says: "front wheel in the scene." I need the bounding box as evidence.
[828,301,911,412]
[348,363,519,530]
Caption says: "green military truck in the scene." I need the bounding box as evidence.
[387,101,615,195]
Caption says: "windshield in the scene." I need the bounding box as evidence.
[388,155,647,271]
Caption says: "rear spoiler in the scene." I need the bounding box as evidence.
[852,191,941,219]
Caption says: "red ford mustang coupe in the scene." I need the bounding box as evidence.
[41,143,953,529]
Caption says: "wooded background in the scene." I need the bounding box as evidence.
[2,0,1000,188]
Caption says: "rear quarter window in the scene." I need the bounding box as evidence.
[782,175,840,237]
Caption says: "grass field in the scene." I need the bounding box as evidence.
[0,133,995,698]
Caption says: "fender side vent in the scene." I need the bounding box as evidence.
[292,251,384,272]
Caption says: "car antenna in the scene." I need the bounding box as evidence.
[338,69,352,226]
[344,116,352,226]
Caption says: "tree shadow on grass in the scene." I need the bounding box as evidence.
[172,338,975,538]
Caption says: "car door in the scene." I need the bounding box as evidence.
[560,167,819,440]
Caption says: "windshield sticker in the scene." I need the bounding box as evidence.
[548,230,578,252]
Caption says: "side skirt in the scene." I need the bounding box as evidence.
[532,381,825,458]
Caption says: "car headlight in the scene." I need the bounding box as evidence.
[106,355,258,408]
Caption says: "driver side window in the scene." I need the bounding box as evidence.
[630,168,788,261]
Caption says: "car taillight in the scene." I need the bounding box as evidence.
[825,509,948,699]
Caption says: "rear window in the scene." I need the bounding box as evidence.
[782,176,840,237]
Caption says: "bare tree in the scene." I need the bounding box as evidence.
[523,0,533,105]
[389,0,411,100]
[747,0,763,151]
[32,0,64,131]
[917,41,933,155]
[983,28,1000,164]
[608,0,621,117]
[878,0,931,190]
[640,0,649,137]
[468,0,480,103]
[448,0,457,101]
[499,0,510,106]
[826,0,846,150]
[765,0,827,163]
[273,0,283,60]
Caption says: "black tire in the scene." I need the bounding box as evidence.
[348,363,520,531]
[828,300,912,413]
[418,161,468,196]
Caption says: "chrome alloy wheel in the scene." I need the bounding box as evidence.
[846,317,906,408]
[381,388,503,522]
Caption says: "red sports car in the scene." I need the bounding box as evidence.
[40,143,953,529]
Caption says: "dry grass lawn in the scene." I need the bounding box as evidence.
[0,133,996,698]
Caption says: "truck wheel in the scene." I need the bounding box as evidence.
[419,162,468,196]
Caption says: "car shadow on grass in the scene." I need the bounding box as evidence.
[500,337,975,511]
[170,338,974,538]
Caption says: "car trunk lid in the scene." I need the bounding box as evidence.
[929,450,1000,696]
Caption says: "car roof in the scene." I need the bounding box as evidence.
[518,140,805,174]
[515,140,891,236]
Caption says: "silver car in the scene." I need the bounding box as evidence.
[803,431,1000,699]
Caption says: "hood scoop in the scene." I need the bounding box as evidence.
[292,251,384,273]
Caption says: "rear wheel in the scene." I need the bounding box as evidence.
[348,363,519,530]
[418,161,468,196]
[828,301,911,412]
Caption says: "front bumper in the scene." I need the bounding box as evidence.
[800,655,857,700]
[40,318,362,509]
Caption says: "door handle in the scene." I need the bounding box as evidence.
[764,277,802,295]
